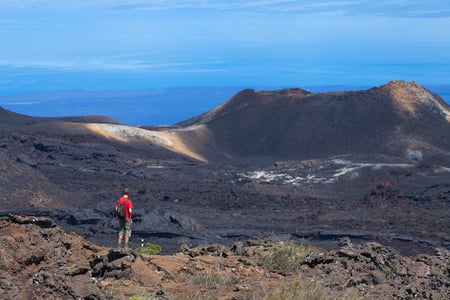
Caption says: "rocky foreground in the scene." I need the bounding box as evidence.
[1,215,449,300]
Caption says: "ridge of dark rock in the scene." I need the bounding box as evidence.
[0,106,121,125]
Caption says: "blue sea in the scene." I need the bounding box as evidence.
[1,85,449,126]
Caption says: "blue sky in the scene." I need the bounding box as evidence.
[1,0,450,95]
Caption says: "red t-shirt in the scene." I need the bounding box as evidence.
[116,196,133,220]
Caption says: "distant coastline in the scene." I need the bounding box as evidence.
[1,85,449,126]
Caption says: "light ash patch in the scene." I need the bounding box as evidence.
[409,83,450,121]
[239,159,416,186]
[331,159,413,177]
[90,124,174,147]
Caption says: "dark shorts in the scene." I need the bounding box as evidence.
[118,218,132,237]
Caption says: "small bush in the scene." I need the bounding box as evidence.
[129,293,180,300]
[259,241,310,273]
[258,280,366,300]
[191,267,237,287]
[129,296,145,300]
[136,242,163,255]
[263,281,327,300]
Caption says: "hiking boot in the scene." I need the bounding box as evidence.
[124,243,129,249]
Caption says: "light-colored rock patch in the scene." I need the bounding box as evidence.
[85,123,207,162]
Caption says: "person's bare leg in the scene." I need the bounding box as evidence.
[118,235,122,248]
[124,236,129,248]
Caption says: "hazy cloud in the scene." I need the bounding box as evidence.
[0,57,227,73]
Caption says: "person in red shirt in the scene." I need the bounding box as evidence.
[115,188,133,248]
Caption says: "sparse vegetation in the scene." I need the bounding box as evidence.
[258,240,310,273]
[185,290,228,300]
[136,242,163,255]
[129,293,179,300]
[191,265,237,287]
[262,280,329,300]
[251,279,366,300]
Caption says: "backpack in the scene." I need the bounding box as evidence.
[116,199,128,219]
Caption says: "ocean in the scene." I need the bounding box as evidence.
[1,85,449,126]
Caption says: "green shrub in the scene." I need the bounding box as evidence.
[136,242,163,255]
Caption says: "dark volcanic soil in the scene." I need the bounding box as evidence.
[0,80,449,259]
[1,127,449,256]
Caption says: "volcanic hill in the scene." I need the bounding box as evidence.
[176,80,450,162]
